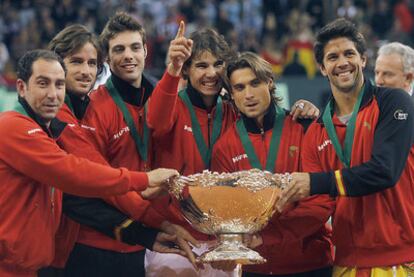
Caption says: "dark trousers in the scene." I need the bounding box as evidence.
[37,267,64,277]
[64,243,146,277]
[243,266,332,277]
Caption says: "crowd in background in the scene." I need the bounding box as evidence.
[0,0,413,89]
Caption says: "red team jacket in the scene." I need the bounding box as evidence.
[76,75,166,253]
[147,71,236,240]
[303,81,414,267]
[211,107,334,275]
[0,106,149,276]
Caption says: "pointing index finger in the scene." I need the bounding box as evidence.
[175,20,185,39]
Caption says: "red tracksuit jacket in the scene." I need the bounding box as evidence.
[147,71,236,240]
[210,106,334,275]
[78,74,165,253]
[0,103,149,276]
[303,80,414,267]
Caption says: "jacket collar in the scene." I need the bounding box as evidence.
[186,82,219,111]
[317,78,374,124]
[18,97,67,138]
[65,92,90,120]
[241,103,276,134]
[110,71,155,107]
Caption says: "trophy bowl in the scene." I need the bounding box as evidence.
[169,169,282,265]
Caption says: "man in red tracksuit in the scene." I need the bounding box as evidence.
[60,13,198,277]
[146,24,239,277]
[146,22,321,276]
[0,50,178,277]
[277,18,414,276]
[38,24,197,277]
[210,52,334,277]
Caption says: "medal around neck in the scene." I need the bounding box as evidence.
[169,169,284,265]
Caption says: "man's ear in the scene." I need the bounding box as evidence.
[268,79,274,91]
[405,72,414,83]
[405,72,414,88]
[144,45,147,58]
[319,63,327,77]
[361,54,367,69]
[16,79,27,98]
[181,66,188,80]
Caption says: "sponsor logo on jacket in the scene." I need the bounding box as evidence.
[318,139,332,151]
[394,109,408,120]
[81,124,96,131]
[113,126,130,140]
[232,154,248,163]
[184,125,193,133]
[27,128,42,135]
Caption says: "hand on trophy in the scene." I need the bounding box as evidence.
[160,221,201,268]
[146,168,179,188]
[167,20,193,77]
[276,172,311,212]
[151,232,185,254]
[140,186,167,200]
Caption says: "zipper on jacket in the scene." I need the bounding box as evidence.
[207,112,211,148]
[260,128,265,140]
[50,187,55,217]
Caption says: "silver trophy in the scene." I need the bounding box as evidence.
[169,169,284,265]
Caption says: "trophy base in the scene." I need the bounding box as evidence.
[198,234,266,265]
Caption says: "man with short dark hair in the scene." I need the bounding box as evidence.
[211,51,334,277]
[37,24,195,277]
[63,12,198,277]
[0,49,178,277]
[277,18,414,276]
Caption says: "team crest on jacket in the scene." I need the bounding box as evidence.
[289,145,299,157]
[363,121,371,131]
[393,109,408,120]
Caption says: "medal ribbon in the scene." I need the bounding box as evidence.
[106,78,149,162]
[321,85,365,167]
[236,105,285,172]
[178,90,223,168]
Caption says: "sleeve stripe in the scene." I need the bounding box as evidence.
[114,218,134,242]
[335,170,347,196]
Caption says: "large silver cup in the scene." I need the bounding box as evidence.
[169,169,282,265]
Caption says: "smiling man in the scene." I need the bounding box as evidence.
[60,12,199,277]
[0,49,179,277]
[277,18,414,276]
[375,42,414,95]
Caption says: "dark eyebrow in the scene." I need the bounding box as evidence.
[194,61,208,66]
[35,75,51,81]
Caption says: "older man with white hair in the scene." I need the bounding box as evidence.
[375,42,414,95]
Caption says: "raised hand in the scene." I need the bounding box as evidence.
[167,20,193,76]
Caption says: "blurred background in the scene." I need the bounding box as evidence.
[0,0,413,110]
